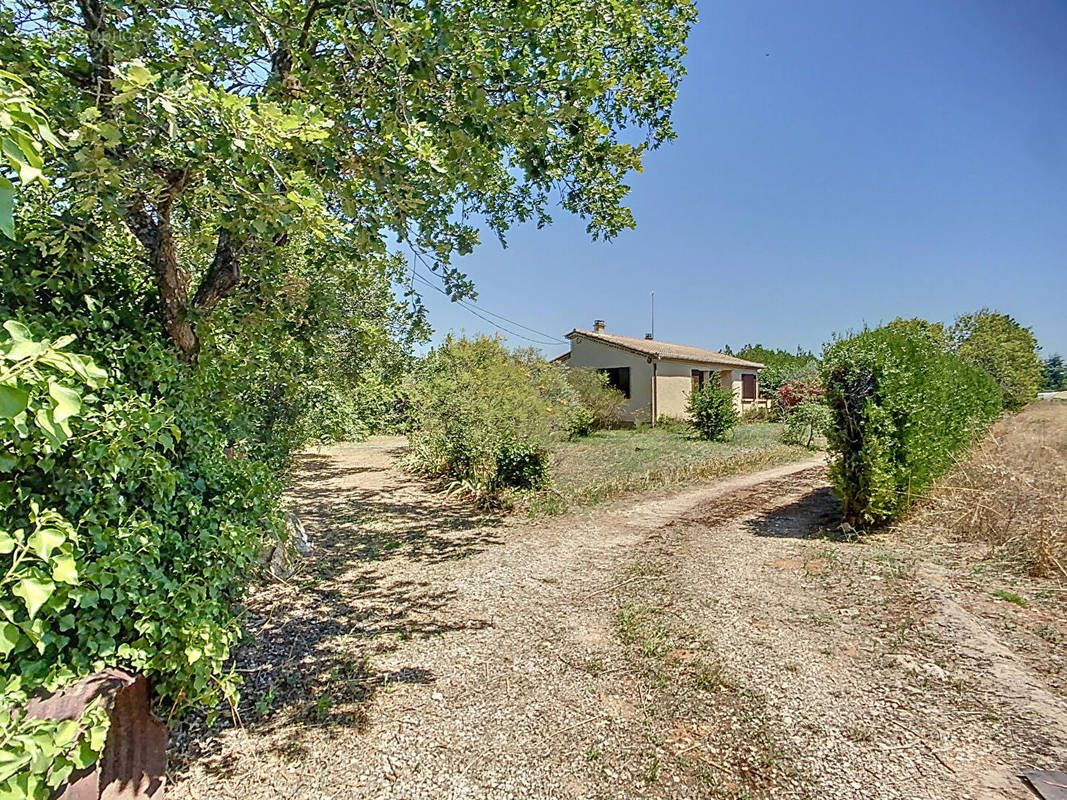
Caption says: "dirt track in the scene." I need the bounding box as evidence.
[168,441,1067,799]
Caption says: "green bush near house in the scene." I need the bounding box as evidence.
[822,325,1002,528]
[686,383,739,441]
[405,337,574,494]
[563,367,626,436]
[782,400,831,448]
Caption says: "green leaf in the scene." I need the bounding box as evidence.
[17,162,42,185]
[125,64,156,86]
[12,577,55,619]
[27,526,65,560]
[2,320,31,341]
[48,381,81,422]
[0,622,19,656]
[34,407,70,445]
[51,554,78,585]
[0,384,29,418]
[185,645,203,664]
[0,176,12,239]
[0,451,19,472]
[2,339,47,360]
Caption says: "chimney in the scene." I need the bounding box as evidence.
[593,319,606,332]
[645,333,653,340]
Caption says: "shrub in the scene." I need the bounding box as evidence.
[0,319,279,709]
[405,337,571,493]
[776,374,824,414]
[492,439,551,490]
[686,383,739,441]
[781,401,831,448]
[953,309,1042,411]
[563,367,626,434]
[567,407,599,440]
[822,325,1002,528]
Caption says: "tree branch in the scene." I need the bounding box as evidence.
[193,230,245,310]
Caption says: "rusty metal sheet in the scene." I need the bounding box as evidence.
[1023,770,1067,800]
[24,670,168,799]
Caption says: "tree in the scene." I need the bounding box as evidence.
[1042,354,1066,391]
[953,310,1042,411]
[733,344,818,397]
[4,0,697,361]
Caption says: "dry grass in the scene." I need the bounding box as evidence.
[923,401,1067,580]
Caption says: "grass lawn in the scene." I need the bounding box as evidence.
[532,422,815,514]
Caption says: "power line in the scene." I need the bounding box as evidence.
[409,269,566,346]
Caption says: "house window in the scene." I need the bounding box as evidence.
[742,373,757,400]
[691,369,704,391]
[599,367,631,399]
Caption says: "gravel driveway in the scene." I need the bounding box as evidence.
[167,439,1066,799]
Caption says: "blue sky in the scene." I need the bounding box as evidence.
[414,0,1067,360]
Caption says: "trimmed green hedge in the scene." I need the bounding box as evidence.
[822,327,1002,527]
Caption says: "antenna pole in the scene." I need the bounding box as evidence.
[650,290,655,339]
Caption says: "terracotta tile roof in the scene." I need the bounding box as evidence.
[565,329,764,369]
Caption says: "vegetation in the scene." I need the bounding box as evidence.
[405,337,573,499]
[563,368,627,436]
[782,401,831,449]
[535,424,806,514]
[686,382,739,441]
[3,0,697,787]
[1042,354,1065,392]
[953,310,1042,411]
[776,373,824,415]
[918,402,1067,579]
[822,324,1002,528]
[733,344,819,399]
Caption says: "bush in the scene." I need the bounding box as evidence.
[405,337,572,493]
[567,407,599,440]
[563,367,626,435]
[492,439,551,490]
[782,401,831,448]
[686,383,739,441]
[953,310,1042,411]
[822,325,1002,528]
[776,374,824,414]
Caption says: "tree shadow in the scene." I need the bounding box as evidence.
[289,452,506,564]
[744,486,843,540]
[168,447,500,783]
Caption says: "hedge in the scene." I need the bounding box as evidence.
[822,326,1002,527]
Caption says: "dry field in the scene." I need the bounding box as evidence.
[166,411,1067,799]
[919,400,1067,579]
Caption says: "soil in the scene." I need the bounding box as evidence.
[167,438,1067,799]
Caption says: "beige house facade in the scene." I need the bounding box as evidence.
[559,322,767,424]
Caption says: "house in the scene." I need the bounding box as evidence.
[558,320,768,423]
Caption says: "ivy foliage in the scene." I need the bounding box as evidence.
[822,325,1002,528]
[0,70,60,239]
[0,323,113,799]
